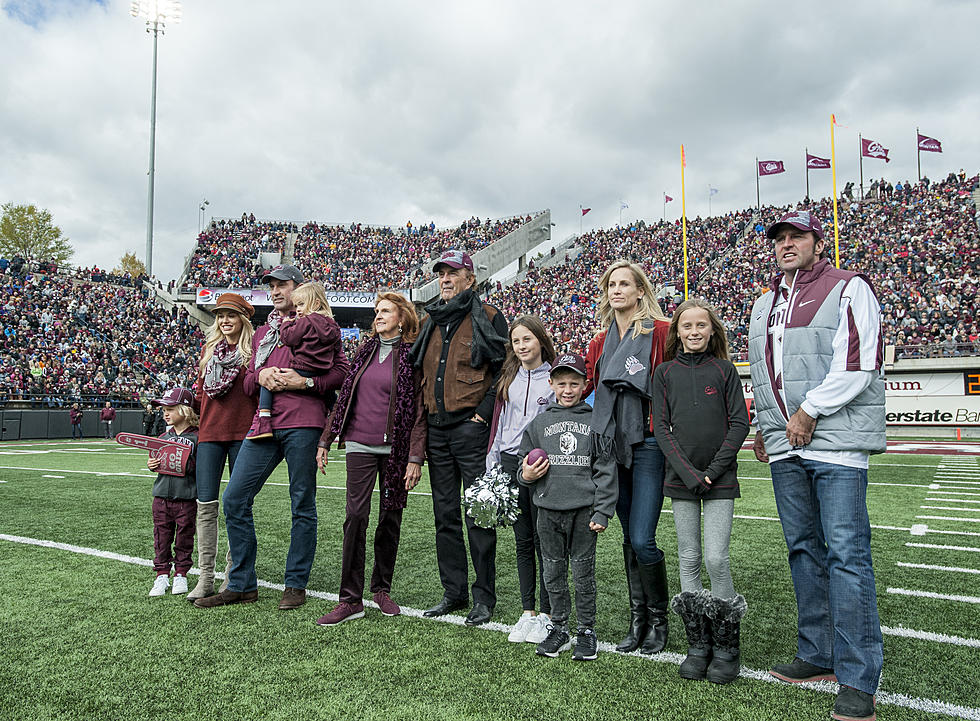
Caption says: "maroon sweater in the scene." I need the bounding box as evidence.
[343,352,393,446]
[279,313,341,375]
[195,368,257,443]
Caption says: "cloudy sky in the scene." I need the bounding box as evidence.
[1,0,978,282]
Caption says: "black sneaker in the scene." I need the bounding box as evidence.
[770,657,837,684]
[573,628,598,661]
[832,686,876,721]
[535,624,572,657]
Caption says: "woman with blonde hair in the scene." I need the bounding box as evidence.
[315,292,427,625]
[584,259,672,654]
[187,293,257,601]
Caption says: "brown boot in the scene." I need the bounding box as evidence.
[279,587,306,610]
[187,501,218,602]
[193,588,258,608]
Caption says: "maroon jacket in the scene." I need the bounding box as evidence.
[100,407,116,421]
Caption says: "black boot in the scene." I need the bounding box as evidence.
[637,557,669,654]
[616,544,647,652]
[705,594,747,684]
[671,589,712,680]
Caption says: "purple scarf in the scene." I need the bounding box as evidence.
[331,336,418,510]
[203,341,243,399]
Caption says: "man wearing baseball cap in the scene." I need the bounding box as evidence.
[748,210,884,721]
[196,264,350,611]
[411,249,509,625]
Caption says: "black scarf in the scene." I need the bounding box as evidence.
[411,289,507,369]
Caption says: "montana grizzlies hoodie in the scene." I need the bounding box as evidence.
[517,400,618,527]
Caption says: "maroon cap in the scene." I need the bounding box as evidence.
[261,264,305,284]
[433,249,474,273]
[550,353,587,378]
[766,210,825,240]
[151,387,195,408]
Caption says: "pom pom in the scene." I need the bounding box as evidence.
[463,464,521,529]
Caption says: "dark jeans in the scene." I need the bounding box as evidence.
[500,452,550,614]
[770,456,883,695]
[339,452,404,603]
[71,424,82,439]
[537,506,597,630]
[103,420,114,439]
[427,419,497,606]
[222,427,320,592]
[196,440,243,503]
[617,436,666,565]
[152,497,196,576]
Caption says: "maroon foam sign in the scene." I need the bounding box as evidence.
[116,433,191,477]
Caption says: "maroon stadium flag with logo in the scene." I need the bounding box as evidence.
[861,137,890,163]
[756,159,785,208]
[804,150,830,200]
[916,129,942,181]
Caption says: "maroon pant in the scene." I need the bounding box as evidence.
[152,497,197,576]
[340,453,404,603]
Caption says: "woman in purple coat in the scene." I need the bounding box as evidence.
[314,292,427,626]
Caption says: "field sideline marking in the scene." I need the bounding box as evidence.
[920,506,980,513]
[0,465,919,532]
[896,561,980,575]
[927,498,980,504]
[0,533,978,721]
[879,624,980,648]
[887,587,980,604]
[906,542,980,553]
[917,515,980,524]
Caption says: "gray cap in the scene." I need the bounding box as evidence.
[261,264,304,284]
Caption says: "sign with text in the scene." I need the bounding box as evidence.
[196,288,394,309]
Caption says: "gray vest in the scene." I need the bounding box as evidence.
[748,279,886,457]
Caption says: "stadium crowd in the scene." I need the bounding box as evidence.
[0,263,203,408]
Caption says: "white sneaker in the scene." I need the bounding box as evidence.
[171,575,188,595]
[149,575,170,597]
[525,613,551,644]
[507,611,536,643]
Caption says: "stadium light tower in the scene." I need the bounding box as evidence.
[131,0,182,278]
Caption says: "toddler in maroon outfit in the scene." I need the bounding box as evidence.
[147,387,199,597]
[249,282,342,439]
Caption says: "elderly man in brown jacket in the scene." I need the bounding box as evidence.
[412,249,508,626]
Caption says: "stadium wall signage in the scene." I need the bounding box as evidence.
[196,288,409,309]
[740,371,980,427]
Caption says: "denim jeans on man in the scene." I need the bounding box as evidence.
[616,436,666,565]
[222,428,320,592]
[769,456,883,695]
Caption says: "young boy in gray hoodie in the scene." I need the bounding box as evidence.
[519,353,617,660]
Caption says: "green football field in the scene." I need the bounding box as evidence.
[1,439,978,721]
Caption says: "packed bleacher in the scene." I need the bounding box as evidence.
[487,171,979,361]
[0,263,203,408]
[183,211,541,292]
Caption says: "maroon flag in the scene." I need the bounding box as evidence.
[861,138,890,163]
[806,153,831,169]
[917,133,942,153]
[758,160,786,176]
[665,195,673,203]
[581,207,591,216]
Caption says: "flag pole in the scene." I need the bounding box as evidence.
[681,145,689,299]
[805,147,810,201]
[579,205,583,235]
[662,193,666,223]
[858,133,864,201]
[708,185,712,216]
[916,127,921,181]
[831,115,841,269]
[755,157,760,209]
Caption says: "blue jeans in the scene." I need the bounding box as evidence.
[196,440,243,503]
[222,427,320,592]
[770,457,883,695]
[617,436,666,565]
[71,424,82,439]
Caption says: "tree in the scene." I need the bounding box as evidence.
[0,203,74,264]
[117,251,147,277]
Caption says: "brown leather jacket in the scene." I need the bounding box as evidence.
[420,304,505,425]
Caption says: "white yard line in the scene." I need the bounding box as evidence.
[917,515,980,524]
[906,542,980,553]
[921,506,980,513]
[896,561,980,575]
[1,532,978,721]
[927,497,980,504]
[933,487,980,494]
[887,587,980,604]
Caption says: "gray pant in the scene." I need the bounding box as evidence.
[537,507,597,630]
[672,498,735,599]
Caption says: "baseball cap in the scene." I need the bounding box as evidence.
[766,210,825,240]
[550,353,587,378]
[261,264,305,284]
[433,249,474,273]
[213,292,255,318]
[151,387,195,408]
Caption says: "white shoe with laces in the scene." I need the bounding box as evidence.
[149,575,170,597]
[525,613,551,644]
[171,575,188,595]
[507,611,536,643]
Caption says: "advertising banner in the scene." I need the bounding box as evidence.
[196,288,384,309]
[740,371,980,426]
